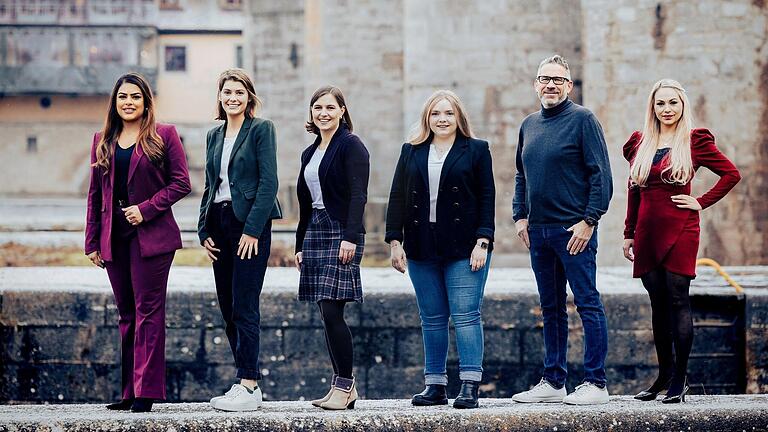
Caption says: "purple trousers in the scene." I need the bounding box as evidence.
[104,229,174,400]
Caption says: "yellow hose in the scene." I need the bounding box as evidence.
[696,258,743,293]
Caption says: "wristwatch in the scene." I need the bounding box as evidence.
[584,216,598,227]
[477,240,489,250]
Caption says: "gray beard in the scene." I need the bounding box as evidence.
[540,94,567,108]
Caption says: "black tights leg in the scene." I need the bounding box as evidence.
[319,300,354,379]
[641,268,675,391]
[665,271,693,393]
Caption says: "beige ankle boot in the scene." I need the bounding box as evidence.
[311,375,337,407]
[320,376,357,410]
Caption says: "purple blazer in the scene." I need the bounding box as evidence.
[85,123,191,261]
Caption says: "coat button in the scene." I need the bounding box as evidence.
[412,191,418,195]
[453,217,460,224]
[452,186,459,192]
[414,220,420,226]
[413,204,418,209]
[230,182,235,186]
[453,202,459,208]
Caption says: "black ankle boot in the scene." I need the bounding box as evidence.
[130,397,154,412]
[453,381,480,409]
[634,375,672,401]
[662,376,689,404]
[106,398,134,410]
[411,384,448,406]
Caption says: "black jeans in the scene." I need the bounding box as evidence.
[209,201,272,380]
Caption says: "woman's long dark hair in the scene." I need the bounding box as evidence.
[94,72,164,171]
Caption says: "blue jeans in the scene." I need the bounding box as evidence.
[407,255,491,385]
[528,224,607,388]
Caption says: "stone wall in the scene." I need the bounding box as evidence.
[1,267,765,403]
[580,0,768,265]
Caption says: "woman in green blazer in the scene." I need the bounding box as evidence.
[197,69,282,412]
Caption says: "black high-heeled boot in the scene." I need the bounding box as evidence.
[452,381,480,409]
[106,398,134,410]
[411,384,448,406]
[130,397,154,412]
[634,375,672,401]
[662,376,689,404]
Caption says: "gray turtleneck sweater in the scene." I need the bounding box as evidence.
[512,98,613,225]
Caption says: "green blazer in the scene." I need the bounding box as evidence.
[198,117,282,243]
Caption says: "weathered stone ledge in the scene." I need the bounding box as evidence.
[1,396,768,432]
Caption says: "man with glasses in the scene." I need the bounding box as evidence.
[511,55,613,405]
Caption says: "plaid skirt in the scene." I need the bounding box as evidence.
[298,208,364,303]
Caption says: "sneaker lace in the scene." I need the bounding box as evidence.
[224,384,240,397]
[531,378,550,391]
[228,384,248,398]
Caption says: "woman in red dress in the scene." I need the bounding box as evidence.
[622,79,740,403]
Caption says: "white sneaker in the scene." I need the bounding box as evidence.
[213,384,263,411]
[512,378,566,403]
[563,382,609,405]
[210,384,240,409]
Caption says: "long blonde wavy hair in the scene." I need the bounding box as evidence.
[630,79,694,186]
[408,90,474,144]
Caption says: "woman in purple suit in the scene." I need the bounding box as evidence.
[85,72,191,412]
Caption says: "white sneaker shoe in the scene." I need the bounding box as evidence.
[213,384,263,411]
[512,378,566,403]
[210,384,240,409]
[563,382,609,405]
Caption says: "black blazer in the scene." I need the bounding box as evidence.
[385,134,495,260]
[198,117,282,243]
[296,124,370,253]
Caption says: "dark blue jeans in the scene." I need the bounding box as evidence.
[209,201,272,380]
[528,224,607,388]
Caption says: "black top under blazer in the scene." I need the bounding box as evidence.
[385,134,496,260]
[296,124,370,253]
[198,117,282,243]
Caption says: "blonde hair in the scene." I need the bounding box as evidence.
[630,79,694,186]
[214,68,262,120]
[408,90,474,144]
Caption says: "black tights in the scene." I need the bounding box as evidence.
[319,300,354,379]
[641,268,693,393]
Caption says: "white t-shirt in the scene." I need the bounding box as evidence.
[428,144,449,223]
[304,148,326,209]
[214,137,237,203]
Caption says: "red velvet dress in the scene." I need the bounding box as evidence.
[623,128,741,278]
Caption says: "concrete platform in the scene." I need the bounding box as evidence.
[1,396,768,431]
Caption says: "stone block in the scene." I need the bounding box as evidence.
[364,364,424,399]
[282,328,328,361]
[481,294,541,329]
[747,327,768,368]
[355,328,396,368]
[484,328,519,363]
[395,328,425,367]
[166,328,204,363]
[689,357,742,386]
[256,360,335,401]
[5,326,119,364]
[201,326,235,364]
[1,292,110,327]
[747,293,768,328]
[605,330,656,366]
[601,294,652,330]
[359,295,421,328]
[1,363,120,403]
[165,291,223,329]
[260,293,328,328]
[521,328,544,365]
[167,364,235,402]
[693,326,740,355]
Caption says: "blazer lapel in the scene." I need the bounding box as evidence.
[127,141,144,184]
[211,126,225,180]
[227,117,254,167]
[413,142,430,189]
[318,126,346,185]
[438,135,469,189]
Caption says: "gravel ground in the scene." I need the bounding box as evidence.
[1,396,767,431]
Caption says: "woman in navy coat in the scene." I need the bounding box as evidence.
[295,86,370,410]
[385,90,495,409]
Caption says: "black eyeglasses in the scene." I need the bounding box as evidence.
[537,76,570,85]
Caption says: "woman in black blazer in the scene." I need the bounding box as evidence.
[295,86,370,410]
[197,69,281,412]
[385,90,495,409]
